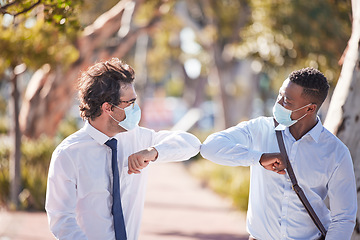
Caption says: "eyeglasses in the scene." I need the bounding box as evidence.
[119,98,136,105]
[110,98,136,110]
[109,98,136,110]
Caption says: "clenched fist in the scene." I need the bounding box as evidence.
[259,153,286,175]
[128,147,158,174]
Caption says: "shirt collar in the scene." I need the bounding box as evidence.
[84,120,111,145]
[305,117,323,143]
[275,123,286,131]
[275,116,323,143]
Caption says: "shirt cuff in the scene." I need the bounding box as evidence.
[151,143,167,162]
[248,150,263,166]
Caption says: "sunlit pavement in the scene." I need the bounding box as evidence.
[0,210,53,240]
[140,162,248,240]
[0,162,248,240]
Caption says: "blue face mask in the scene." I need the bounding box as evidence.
[109,103,141,131]
[272,102,311,127]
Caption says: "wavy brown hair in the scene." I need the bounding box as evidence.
[78,58,135,120]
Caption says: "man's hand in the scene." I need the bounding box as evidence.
[128,147,158,174]
[259,153,286,175]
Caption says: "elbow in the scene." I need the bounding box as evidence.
[200,140,215,161]
[192,134,201,150]
[189,135,201,158]
[181,132,201,156]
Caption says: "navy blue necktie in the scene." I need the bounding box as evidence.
[105,138,127,240]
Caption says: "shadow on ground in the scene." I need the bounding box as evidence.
[146,230,249,240]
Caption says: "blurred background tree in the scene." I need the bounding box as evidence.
[323,0,360,238]
[0,0,82,209]
[17,0,352,138]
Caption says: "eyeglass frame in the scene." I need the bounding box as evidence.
[110,98,136,110]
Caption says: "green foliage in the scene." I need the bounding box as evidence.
[0,95,8,134]
[56,116,80,140]
[79,0,119,26]
[206,0,250,46]
[0,0,83,75]
[237,0,351,85]
[165,77,184,97]
[189,159,250,211]
[0,95,6,115]
[0,117,79,210]
[0,17,79,73]
[0,138,10,206]
[20,136,55,210]
[144,0,351,98]
[1,0,83,32]
[0,117,8,135]
[144,2,183,83]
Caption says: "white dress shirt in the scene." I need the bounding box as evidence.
[200,116,357,240]
[46,121,201,240]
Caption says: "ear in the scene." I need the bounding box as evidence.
[101,102,113,114]
[306,103,317,114]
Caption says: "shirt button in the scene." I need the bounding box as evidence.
[287,178,291,182]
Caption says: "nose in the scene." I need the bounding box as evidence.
[277,94,284,105]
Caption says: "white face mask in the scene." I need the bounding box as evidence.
[109,103,141,130]
[272,102,312,127]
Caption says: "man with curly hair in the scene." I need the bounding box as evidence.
[45,58,201,240]
[201,67,357,240]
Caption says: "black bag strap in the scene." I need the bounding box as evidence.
[274,119,327,238]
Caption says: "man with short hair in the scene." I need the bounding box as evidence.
[201,67,357,239]
[45,58,201,239]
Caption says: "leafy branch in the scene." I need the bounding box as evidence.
[0,0,42,17]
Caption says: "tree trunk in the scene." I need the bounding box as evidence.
[323,0,360,238]
[213,51,259,129]
[9,69,21,209]
[19,0,163,138]
[175,1,253,130]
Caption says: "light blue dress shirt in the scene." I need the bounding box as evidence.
[201,116,357,240]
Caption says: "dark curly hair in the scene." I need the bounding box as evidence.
[289,67,329,108]
[78,58,135,120]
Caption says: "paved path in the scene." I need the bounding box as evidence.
[0,162,248,240]
[140,162,248,240]
[0,210,53,240]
